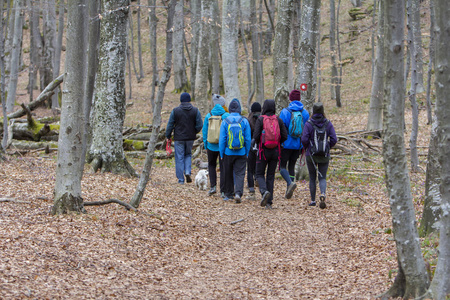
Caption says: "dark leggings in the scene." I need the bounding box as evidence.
[306,156,329,202]
[207,149,224,192]
[247,150,257,189]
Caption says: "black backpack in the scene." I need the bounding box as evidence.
[308,119,330,157]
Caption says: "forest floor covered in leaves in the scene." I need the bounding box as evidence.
[0,107,431,299]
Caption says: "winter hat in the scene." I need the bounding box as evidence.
[228,98,241,113]
[289,89,301,101]
[180,92,191,102]
[250,102,262,113]
[313,102,325,115]
[212,94,226,107]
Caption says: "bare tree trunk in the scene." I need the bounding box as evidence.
[336,0,343,106]
[83,0,100,159]
[1,0,8,151]
[87,0,137,178]
[42,0,56,102]
[210,0,222,96]
[173,0,189,93]
[137,0,145,80]
[295,0,321,112]
[52,0,64,109]
[251,0,264,104]
[148,0,158,109]
[381,0,430,298]
[6,0,24,113]
[367,0,384,132]
[128,12,140,82]
[425,0,435,125]
[407,0,420,172]
[412,0,424,93]
[330,0,338,102]
[52,0,88,215]
[419,115,441,237]
[222,0,241,104]
[194,0,213,115]
[425,0,450,296]
[273,0,293,112]
[189,0,201,100]
[130,0,177,209]
[27,0,40,102]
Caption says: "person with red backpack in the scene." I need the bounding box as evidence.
[253,99,288,209]
[279,89,310,199]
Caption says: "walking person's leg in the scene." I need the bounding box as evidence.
[256,152,270,206]
[247,150,256,194]
[265,150,279,207]
[306,156,318,206]
[222,155,234,200]
[233,155,247,203]
[174,141,186,183]
[280,149,297,199]
[317,161,330,209]
[183,140,194,182]
[207,149,219,194]
[218,155,225,197]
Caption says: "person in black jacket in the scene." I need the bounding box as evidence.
[253,99,288,209]
[246,102,261,199]
[165,92,203,184]
[301,102,337,208]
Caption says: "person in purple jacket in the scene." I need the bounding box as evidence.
[301,102,337,209]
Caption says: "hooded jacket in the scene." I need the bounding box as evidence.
[301,113,337,158]
[279,100,310,150]
[202,104,230,152]
[219,99,251,158]
[253,99,288,147]
[165,102,203,141]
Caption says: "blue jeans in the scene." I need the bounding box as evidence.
[174,140,194,183]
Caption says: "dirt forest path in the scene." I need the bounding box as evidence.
[0,153,397,299]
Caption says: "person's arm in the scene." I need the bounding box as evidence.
[253,116,263,145]
[165,110,175,139]
[301,122,312,149]
[195,109,203,133]
[219,119,227,158]
[202,114,210,147]
[278,117,288,144]
[328,121,338,148]
[302,109,310,125]
[244,119,252,155]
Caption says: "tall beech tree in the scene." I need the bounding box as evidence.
[87,0,136,177]
[173,0,189,93]
[380,0,429,297]
[52,0,88,215]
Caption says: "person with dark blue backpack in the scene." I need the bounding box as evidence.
[279,89,310,199]
[219,99,251,203]
[301,102,337,208]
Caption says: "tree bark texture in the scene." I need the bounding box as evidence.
[419,115,442,237]
[194,0,213,115]
[189,0,201,101]
[427,0,450,296]
[137,0,145,80]
[222,0,241,104]
[30,0,43,95]
[412,0,424,93]
[250,0,264,104]
[295,0,321,112]
[425,0,435,125]
[330,0,340,105]
[1,0,7,150]
[130,0,177,209]
[52,0,88,215]
[210,0,222,96]
[148,0,158,109]
[381,0,430,298]
[87,0,136,178]
[6,0,24,113]
[367,0,384,132]
[42,0,56,97]
[273,0,293,112]
[52,0,64,109]
[173,0,189,93]
[406,0,420,172]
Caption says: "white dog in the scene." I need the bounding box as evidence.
[195,170,209,191]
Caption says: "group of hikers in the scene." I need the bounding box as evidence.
[165,90,337,209]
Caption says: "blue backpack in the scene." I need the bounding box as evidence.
[287,108,304,138]
[224,117,244,150]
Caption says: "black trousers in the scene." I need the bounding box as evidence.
[256,147,280,205]
[223,154,247,198]
[247,150,257,189]
[280,148,300,181]
[207,149,225,192]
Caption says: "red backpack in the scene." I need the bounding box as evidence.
[261,115,281,149]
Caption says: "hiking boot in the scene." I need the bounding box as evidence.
[185,174,192,183]
[249,187,255,194]
[285,183,297,199]
[319,195,326,209]
[265,204,273,209]
[208,186,217,196]
[260,191,271,207]
[223,195,233,201]
[221,192,226,199]
[309,201,316,206]
[235,194,241,203]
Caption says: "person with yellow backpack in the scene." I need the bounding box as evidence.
[202,94,230,196]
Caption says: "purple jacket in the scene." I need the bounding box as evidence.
[301,114,337,157]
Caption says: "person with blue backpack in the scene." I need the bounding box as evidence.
[279,89,310,199]
[202,94,230,196]
[219,99,251,203]
[301,102,337,209]
[253,99,288,209]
